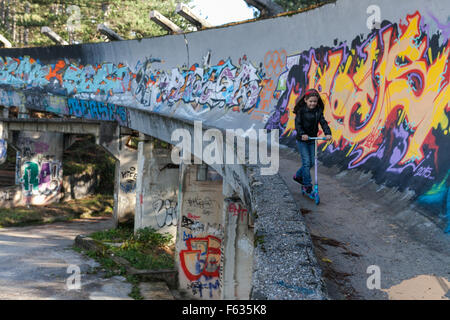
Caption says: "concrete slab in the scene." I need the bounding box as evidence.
[139,282,175,300]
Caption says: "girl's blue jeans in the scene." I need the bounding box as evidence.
[295,140,315,187]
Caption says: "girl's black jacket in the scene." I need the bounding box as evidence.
[294,105,332,140]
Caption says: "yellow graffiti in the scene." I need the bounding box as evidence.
[285,12,449,165]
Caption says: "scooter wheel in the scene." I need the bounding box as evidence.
[315,195,320,205]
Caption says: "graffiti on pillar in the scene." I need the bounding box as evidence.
[186,279,220,299]
[0,189,13,202]
[21,160,61,196]
[0,139,6,164]
[184,196,217,216]
[181,215,205,233]
[120,166,137,193]
[17,137,50,157]
[151,199,178,228]
[22,161,39,192]
[228,202,248,223]
[179,235,222,299]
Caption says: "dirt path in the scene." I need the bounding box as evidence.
[279,147,450,300]
[0,217,134,300]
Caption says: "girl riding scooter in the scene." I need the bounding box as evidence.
[292,88,332,195]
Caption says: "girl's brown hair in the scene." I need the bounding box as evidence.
[293,88,325,114]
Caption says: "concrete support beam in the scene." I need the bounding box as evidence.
[12,131,64,206]
[176,162,224,299]
[41,26,69,45]
[135,134,179,239]
[243,0,283,17]
[175,3,213,29]
[149,10,183,34]
[0,118,111,137]
[114,134,138,225]
[97,24,124,41]
[221,184,254,299]
[0,34,12,48]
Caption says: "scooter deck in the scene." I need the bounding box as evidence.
[301,185,320,205]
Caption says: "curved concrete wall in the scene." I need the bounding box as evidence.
[0,0,448,299]
[0,0,448,232]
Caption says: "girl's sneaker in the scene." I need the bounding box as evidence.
[302,185,313,194]
[293,175,303,185]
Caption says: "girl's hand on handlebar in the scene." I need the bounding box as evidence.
[325,135,332,141]
[302,134,309,141]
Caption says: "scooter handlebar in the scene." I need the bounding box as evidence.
[307,137,328,140]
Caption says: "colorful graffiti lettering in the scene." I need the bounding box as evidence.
[63,62,132,96]
[251,49,286,121]
[179,235,221,281]
[268,12,449,169]
[21,160,61,195]
[0,56,51,88]
[133,55,263,112]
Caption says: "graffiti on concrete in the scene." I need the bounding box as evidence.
[179,235,221,281]
[268,12,449,168]
[0,54,265,116]
[63,62,133,96]
[262,11,450,230]
[186,279,220,299]
[120,166,137,193]
[133,55,264,113]
[250,49,286,122]
[181,215,205,233]
[418,170,450,233]
[18,137,49,158]
[228,202,248,223]
[67,98,129,126]
[0,189,13,202]
[21,160,61,196]
[0,139,6,164]
[179,232,222,299]
[151,199,177,228]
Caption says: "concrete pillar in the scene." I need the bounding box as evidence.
[176,161,224,300]
[13,131,64,206]
[114,134,138,225]
[221,192,254,299]
[135,134,179,239]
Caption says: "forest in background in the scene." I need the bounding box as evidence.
[0,0,328,47]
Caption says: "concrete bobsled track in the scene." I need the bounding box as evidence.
[0,0,448,299]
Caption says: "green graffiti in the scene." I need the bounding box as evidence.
[22,161,39,192]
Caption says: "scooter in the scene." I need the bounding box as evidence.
[301,137,328,205]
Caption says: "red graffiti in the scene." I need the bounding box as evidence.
[179,236,221,281]
[188,212,200,220]
[228,202,248,223]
